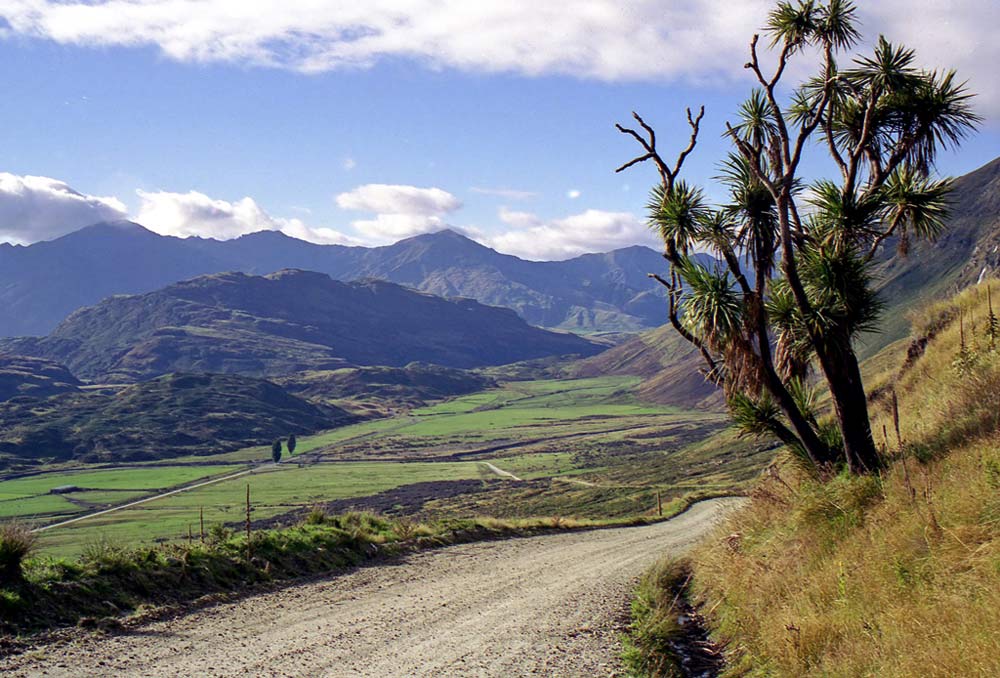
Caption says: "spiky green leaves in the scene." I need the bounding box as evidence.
[798,246,884,342]
[677,258,743,350]
[766,0,860,51]
[828,37,980,173]
[883,168,952,252]
[647,181,709,255]
[730,391,784,437]
[732,90,778,151]
[807,179,885,247]
[807,168,952,256]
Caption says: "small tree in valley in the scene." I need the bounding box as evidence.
[271,438,282,463]
[616,0,978,474]
[287,433,297,456]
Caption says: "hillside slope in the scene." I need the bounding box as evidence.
[1,270,602,381]
[0,225,669,337]
[571,324,721,409]
[0,356,80,402]
[864,156,1000,355]
[0,372,354,464]
[688,280,1000,677]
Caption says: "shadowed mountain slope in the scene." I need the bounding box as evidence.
[0,356,81,402]
[1,270,602,382]
[0,225,670,337]
[0,372,353,464]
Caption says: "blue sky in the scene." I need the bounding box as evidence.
[0,1,997,259]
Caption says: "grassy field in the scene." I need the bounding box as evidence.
[4,375,759,557]
[0,466,243,522]
[35,460,488,556]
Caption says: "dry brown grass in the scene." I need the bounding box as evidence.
[688,279,1000,677]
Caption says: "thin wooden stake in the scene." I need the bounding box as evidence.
[200,507,205,544]
[891,390,901,447]
[656,490,662,517]
[188,524,193,543]
[246,484,252,562]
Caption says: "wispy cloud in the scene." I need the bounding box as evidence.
[487,207,657,260]
[136,189,358,244]
[335,183,462,243]
[0,173,126,244]
[4,2,995,113]
[470,186,538,201]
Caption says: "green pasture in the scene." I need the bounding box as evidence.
[36,460,486,556]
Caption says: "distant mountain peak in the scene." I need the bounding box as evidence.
[75,219,151,235]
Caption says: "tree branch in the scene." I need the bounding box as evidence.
[649,272,721,382]
[672,106,705,178]
[615,113,672,187]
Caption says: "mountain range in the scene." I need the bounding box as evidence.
[0,224,672,338]
[0,269,602,382]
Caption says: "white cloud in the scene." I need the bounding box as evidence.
[336,183,461,242]
[3,2,995,114]
[567,189,582,199]
[342,157,357,171]
[470,186,538,201]
[487,207,658,260]
[135,189,358,244]
[497,207,542,230]
[336,184,461,216]
[0,173,127,244]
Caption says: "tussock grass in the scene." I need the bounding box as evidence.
[686,279,1000,677]
[0,522,36,585]
[621,557,691,677]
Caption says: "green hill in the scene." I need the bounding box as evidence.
[0,372,354,465]
[276,363,495,414]
[0,356,80,402]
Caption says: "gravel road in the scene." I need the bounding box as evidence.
[4,498,743,678]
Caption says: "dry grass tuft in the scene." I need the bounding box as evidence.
[687,279,1000,677]
[0,522,37,584]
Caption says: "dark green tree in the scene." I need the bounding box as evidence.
[287,433,297,456]
[271,438,282,463]
[616,0,978,474]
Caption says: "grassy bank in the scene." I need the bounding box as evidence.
[678,281,1000,677]
[0,502,694,638]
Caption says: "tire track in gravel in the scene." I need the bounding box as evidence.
[3,497,744,678]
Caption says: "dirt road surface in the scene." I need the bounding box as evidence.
[4,498,743,678]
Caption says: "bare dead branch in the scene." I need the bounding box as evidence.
[671,106,705,179]
[614,112,672,186]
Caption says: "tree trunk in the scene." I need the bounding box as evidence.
[816,340,883,473]
[762,367,836,467]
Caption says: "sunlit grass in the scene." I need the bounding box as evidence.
[688,279,1000,678]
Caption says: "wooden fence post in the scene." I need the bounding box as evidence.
[245,484,252,562]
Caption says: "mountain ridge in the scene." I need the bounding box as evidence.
[1,269,603,382]
[0,225,671,337]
